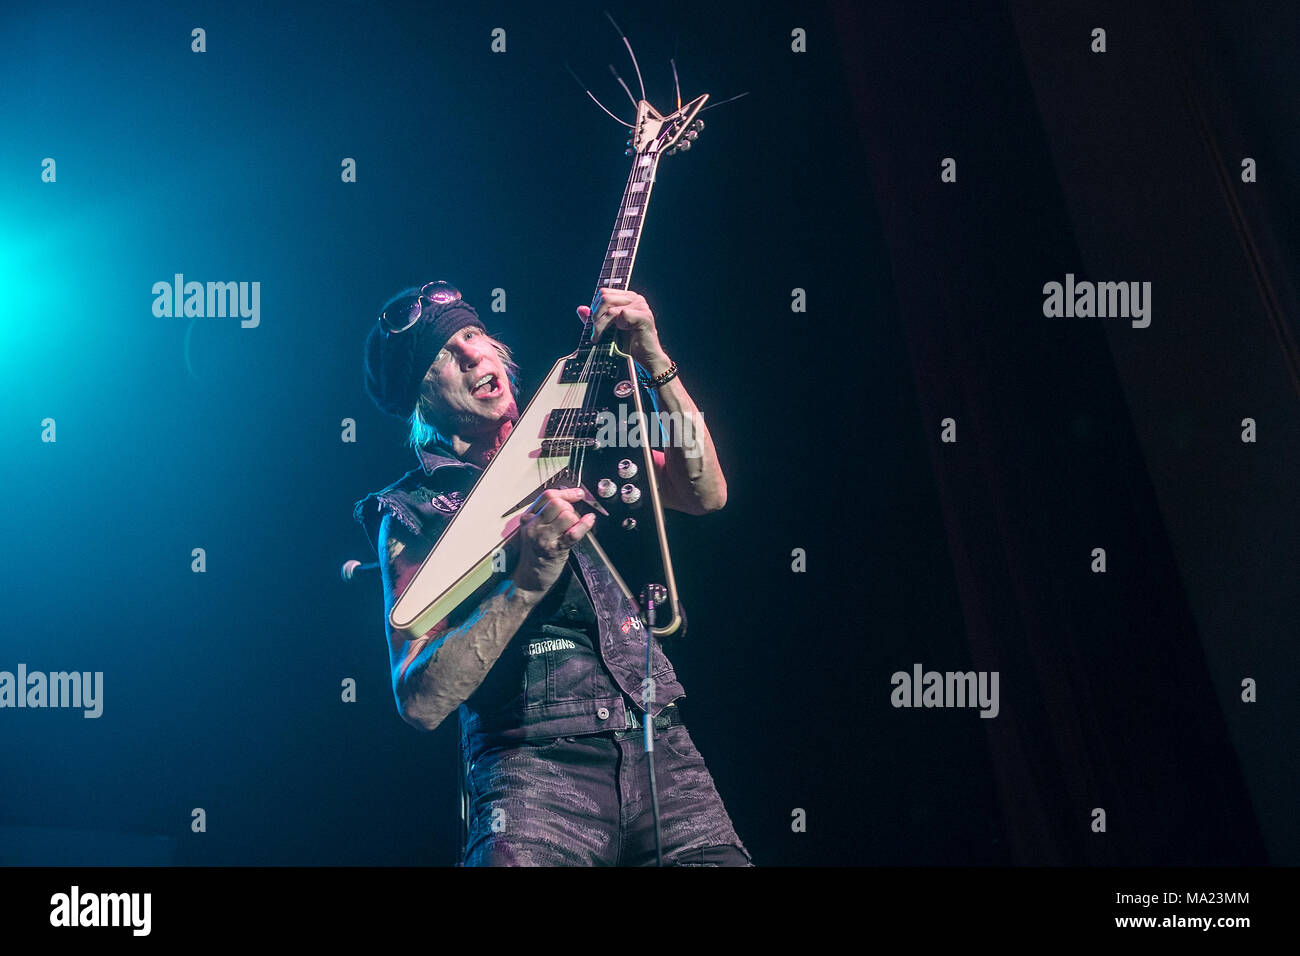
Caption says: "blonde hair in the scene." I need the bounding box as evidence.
[406,335,520,451]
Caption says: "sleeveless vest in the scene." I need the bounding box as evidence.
[353,442,687,765]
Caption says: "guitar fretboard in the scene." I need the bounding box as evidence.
[578,148,661,349]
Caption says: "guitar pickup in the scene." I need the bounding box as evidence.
[544,407,608,438]
[560,357,620,382]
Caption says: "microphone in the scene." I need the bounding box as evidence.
[341,559,380,582]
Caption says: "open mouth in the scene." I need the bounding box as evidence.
[471,373,503,399]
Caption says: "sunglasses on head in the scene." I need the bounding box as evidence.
[379,280,462,333]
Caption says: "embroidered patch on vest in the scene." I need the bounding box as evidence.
[429,491,465,514]
[527,638,578,656]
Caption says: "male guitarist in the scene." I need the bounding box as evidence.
[354,280,752,866]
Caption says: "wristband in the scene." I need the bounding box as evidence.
[639,359,679,390]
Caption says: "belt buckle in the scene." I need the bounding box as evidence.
[624,704,673,732]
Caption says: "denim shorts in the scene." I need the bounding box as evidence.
[462,723,753,866]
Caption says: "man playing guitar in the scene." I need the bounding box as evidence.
[354,281,752,866]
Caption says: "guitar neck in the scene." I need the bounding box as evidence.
[578,149,661,350]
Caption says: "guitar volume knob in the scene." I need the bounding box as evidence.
[597,479,617,498]
[617,459,637,479]
[620,483,641,504]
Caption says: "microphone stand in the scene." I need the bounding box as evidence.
[639,585,667,867]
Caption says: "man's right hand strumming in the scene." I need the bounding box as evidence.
[513,487,597,597]
[381,486,596,731]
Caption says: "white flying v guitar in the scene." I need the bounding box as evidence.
[390,93,710,644]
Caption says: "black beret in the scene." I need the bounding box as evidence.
[363,298,486,419]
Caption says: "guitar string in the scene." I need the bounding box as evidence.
[595,145,662,481]
[567,144,652,491]
[539,136,666,528]
[573,153,648,491]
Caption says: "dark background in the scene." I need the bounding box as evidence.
[0,0,1294,866]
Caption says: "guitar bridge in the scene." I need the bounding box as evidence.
[540,438,599,456]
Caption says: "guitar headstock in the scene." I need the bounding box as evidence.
[624,94,708,160]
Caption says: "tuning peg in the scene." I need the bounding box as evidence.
[693,119,705,131]
[677,139,691,151]
[685,130,698,141]
[625,148,634,156]
[626,139,632,146]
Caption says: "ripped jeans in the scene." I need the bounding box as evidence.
[462,723,753,866]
